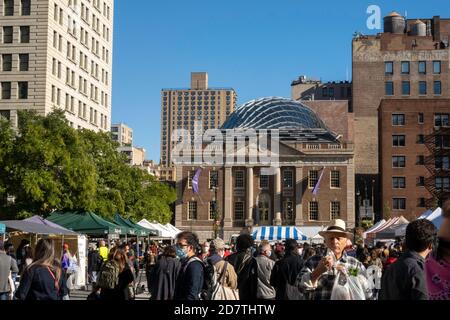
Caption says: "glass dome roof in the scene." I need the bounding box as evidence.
[221,97,331,131]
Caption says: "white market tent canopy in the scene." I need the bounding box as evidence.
[365,216,409,240]
[363,219,386,239]
[0,220,79,236]
[395,207,443,237]
[164,223,182,236]
[252,226,308,242]
[138,219,176,239]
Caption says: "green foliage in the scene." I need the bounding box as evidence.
[383,201,391,220]
[0,110,175,223]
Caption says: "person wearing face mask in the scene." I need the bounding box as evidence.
[207,239,237,292]
[255,241,276,300]
[174,231,204,300]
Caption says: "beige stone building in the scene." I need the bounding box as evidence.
[174,97,355,242]
[111,123,132,146]
[118,146,145,166]
[0,0,113,132]
[160,72,237,181]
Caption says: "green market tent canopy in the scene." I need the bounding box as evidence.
[113,214,159,237]
[47,211,127,236]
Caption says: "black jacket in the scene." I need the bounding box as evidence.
[88,250,102,273]
[379,250,428,300]
[99,265,135,300]
[226,249,258,300]
[15,265,68,300]
[174,256,204,300]
[270,252,304,300]
[149,255,181,300]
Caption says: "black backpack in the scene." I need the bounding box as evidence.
[201,259,216,300]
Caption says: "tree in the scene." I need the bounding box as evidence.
[383,201,391,220]
[0,110,176,223]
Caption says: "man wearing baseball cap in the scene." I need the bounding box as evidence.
[300,219,369,300]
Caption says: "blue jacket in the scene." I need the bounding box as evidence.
[174,256,204,300]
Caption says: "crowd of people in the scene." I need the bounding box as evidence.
[0,198,449,300]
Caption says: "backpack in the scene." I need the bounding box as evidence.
[183,257,214,300]
[97,260,120,290]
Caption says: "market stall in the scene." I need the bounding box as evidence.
[252,226,308,242]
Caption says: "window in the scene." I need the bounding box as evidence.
[385,61,393,75]
[187,171,195,189]
[418,61,426,74]
[260,174,269,189]
[188,202,197,220]
[392,114,405,126]
[435,156,450,170]
[3,26,13,43]
[209,201,217,220]
[331,202,340,220]
[235,170,244,189]
[417,134,425,144]
[209,171,218,189]
[21,0,30,15]
[20,26,30,43]
[392,135,406,147]
[433,61,441,74]
[418,113,424,124]
[393,198,406,210]
[417,155,425,165]
[4,0,14,16]
[2,54,12,71]
[18,82,28,99]
[401,61,410,74]
[309,202,319,221]
[331,171,340,188]
[19,54,28,71]
[328,87,334,98]
[308,170,318,188]
[434,81,442,95]
[283,201,294,222]
[1,82,11,99]
[418,198,426,208]
[435,135,450,149]
[385,82,394,96]
[402,81,410,95]
[283,170,293,189]
[435,177,450,192]
[418,177,425,187]
[393,156,406,168]
[234,201,244,220]
[419,81,427,95]
[0,110,10,120]
[435,114,449,127]
[393,177,406,189]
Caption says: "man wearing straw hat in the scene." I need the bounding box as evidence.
[300,219,369,300]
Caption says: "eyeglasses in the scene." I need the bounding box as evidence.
[177,243,189,248]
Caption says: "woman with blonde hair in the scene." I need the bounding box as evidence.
[15,239,68,300]
[97,246,134,300]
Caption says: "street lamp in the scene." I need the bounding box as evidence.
[356,189,361,227]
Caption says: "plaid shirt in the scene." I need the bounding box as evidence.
[300,252,367,300]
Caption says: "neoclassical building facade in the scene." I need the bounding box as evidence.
[174,97,355,242]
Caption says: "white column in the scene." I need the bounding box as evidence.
[295,166,304,226]
[246,167,254,227]
[273,167,282,226]
[223,167,233,228]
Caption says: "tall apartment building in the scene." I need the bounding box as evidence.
[160,72,237,181]
[352,12,450,218]
[379,99,450,220]
[0,0,113,131]
[111,123,132,146]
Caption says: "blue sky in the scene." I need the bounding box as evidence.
[111,0,450,162]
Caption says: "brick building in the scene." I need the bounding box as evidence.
[174,97,355,242]
[379,99,450,220]
[353,12,450,218]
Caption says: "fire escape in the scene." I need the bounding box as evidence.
[424,126,450,208]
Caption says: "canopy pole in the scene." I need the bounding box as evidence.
[61,234,65,258]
